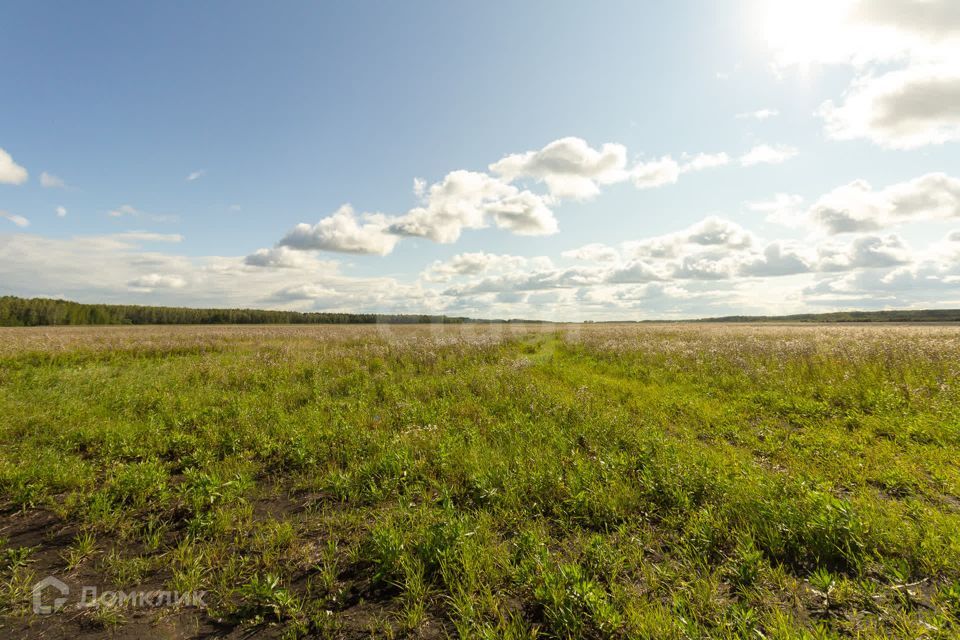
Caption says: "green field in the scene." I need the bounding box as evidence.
[1,324,959,639]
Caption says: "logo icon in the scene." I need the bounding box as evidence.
[32,576,69,615]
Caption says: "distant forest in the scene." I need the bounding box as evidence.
[696,309,960,323]
[1,295,959,327]
[0,296,475,326]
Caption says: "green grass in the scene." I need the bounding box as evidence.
[0,323,959,638]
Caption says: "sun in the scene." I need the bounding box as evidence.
[753,0,857,68]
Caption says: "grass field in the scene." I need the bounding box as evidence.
[1,324,959,639]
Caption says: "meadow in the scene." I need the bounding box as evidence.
[0,323,959,639]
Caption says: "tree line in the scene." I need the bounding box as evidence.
[695,309,960,323]
[0,296,475,326]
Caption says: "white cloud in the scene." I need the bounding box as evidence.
[736,109,779,120]
[606,260,664,283]
[739,242,812,276]
[186,170,206,182]
[40,172,66,188]
[747,193,806,226]
[56,206,67,218]
[739,144,798,166]
[423,252,552,282]
[624,216,754,260]
[266,284,340,302]
[626,152,730,191]
[489,137,628,200]
[817,234,913,271]
[806,173,960,234]
[820,65,960,149]
[430,218,936,318]
[486,191,559,236]
[256,138,795,258]
[3,210,952,321]
[0,211,29,228]
[278,204,400,255]
[488,138,729,199]
[389,170,557,242]
[245,245,336,269]
[680,152,731,173]
[442,266,607,296]
[0,148,28,185]
[670,255,743,280]
[128,273,187,291]
[562,243,620,263]
[631,157,680,188]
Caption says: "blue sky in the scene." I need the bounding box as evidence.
[1,0,959,319]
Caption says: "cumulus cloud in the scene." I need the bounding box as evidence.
[802,232,960,308]
[278,204,400,255]
[606,260,664,283]
[256,137,799,259]
[443,266,607,297]
[670,255,743,280]
[489,137,628,200]
[489,137,734,198]
[40,172,66,188]
[389,170,557,242]
[624,216,754,260]
[412,211,947,320]
[244,246,335,269]
[630,157,680,189]
[423,252,552,282]
[0,148,28,185]
[425,253,519,280]
[806,173,960,234]
[817,234,912,271]
[0,211,29,228]
[3,207,950,320]
[437,217,768,296]
[485,190,559,236]
[739,242,812,276]
[739,144,799,166]
[820,65,960,148]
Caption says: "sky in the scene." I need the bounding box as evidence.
[1,0,959,320]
